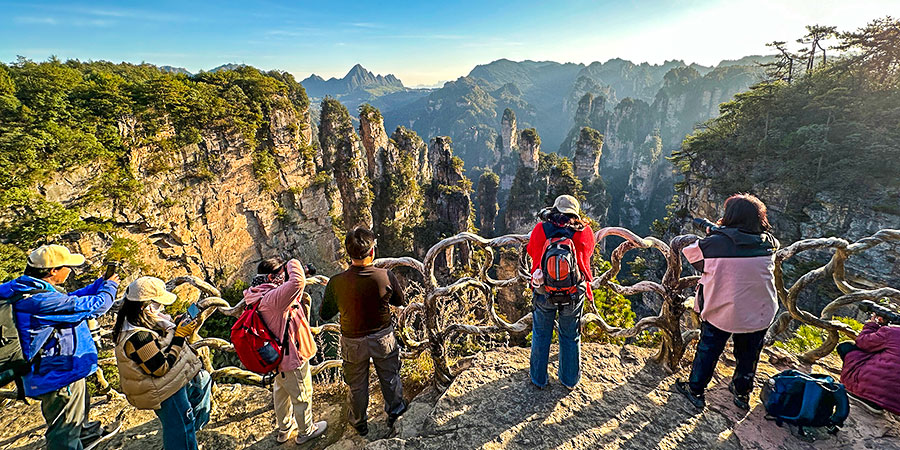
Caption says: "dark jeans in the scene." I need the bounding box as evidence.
[37,378,100,450]
[837,342,860,361]
[340,325,405,427]
[688,321,767,395]
[155,370,212,450]
[530,293,584,388]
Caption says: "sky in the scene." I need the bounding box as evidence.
[1,0,898,86]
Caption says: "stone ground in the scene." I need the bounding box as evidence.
[2,344,898,450]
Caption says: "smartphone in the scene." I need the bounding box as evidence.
[186,303,200,320]
[103,262,119,280]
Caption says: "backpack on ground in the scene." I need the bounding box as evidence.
[0,289,48,401]
[230,301,289,378]
[760,369,850,439]
[540,231,582,305]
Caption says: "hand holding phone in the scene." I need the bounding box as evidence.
[186,303,200,320]
[103,262,119,280]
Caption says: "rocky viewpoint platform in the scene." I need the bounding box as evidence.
[2,344,898,450]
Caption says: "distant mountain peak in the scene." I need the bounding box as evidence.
[302,64,405,101]
[208,63,246,73]
[346,63,371,78]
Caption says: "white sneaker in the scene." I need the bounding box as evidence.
[276,421,297,444]
[295,421,327,445]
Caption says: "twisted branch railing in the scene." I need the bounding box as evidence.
[767,229,900,362]
[72,226,899,398]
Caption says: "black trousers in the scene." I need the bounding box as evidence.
[688,321,767,395]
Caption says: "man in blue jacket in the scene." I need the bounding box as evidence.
[0,244,119,450]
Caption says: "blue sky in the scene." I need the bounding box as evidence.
[2,0,898,86]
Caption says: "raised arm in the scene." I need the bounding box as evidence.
[36,280,118,324]
[265,259,307,312]
[855,321,889,353]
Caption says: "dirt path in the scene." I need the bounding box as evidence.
[2,344,899,450]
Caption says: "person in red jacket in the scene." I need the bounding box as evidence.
[838,313,900,415]
[525,195,596,389]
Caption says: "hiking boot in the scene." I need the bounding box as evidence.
[728,382,751,410]
[82,424,121,450]
[848,392,885,415]
[275,420,297,444]
[675,380,706,409]
[295,421,327,445]
[387,401,409,428]
[352,421,369,436]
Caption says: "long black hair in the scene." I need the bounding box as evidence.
[112,299,155,342]
[719,193,770,234]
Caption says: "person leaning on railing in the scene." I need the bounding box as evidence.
[112,277,211,450]
[675,194,780,410]
[837,311,900,415]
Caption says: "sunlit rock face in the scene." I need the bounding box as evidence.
[42,95,343,285]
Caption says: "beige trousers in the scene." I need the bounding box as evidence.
[272,361,314,435]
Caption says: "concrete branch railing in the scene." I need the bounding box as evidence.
[83,227,899,396]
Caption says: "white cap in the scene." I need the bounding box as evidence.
[125,277,177,305]
[28,245,86,268]
[553,195,581,217]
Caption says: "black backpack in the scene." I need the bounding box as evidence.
[0,289,48,401]
[760,370,850,440]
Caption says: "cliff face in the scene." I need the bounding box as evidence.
[41,98,343,285]
[359,106,389,181]
[319,99,374,231]
[500,108,518,156]
[421,137,473,262]
[368,124,425,257]
[475,171,500,236]
[573,127,603,181]
[518,128,540,170]
[557,64,762,232]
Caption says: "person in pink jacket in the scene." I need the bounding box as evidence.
[838,314,900,415]
[242,257,326,445]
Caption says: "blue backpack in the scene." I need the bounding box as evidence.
[761,370,850,437]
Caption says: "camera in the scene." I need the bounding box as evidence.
[690,217,720,234]
[859,300,900,325]
[278,261,317,280]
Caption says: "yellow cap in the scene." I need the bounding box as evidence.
[553,195,581,217]
[125,277,177,305]
[28,245,86,268]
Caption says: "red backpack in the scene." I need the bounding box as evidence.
[540,233,582,305]
[231,301,289,375]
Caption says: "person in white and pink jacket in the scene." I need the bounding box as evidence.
[675,194,780,411]
[242,257,326,445]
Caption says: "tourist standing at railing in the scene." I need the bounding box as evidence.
[0,245,118,450]
[321,226,408,436]
[526,195,596,390]
[112,277,210,450]
[675,194,779,410]
[242,257,325,445]
[837,314,900,415]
